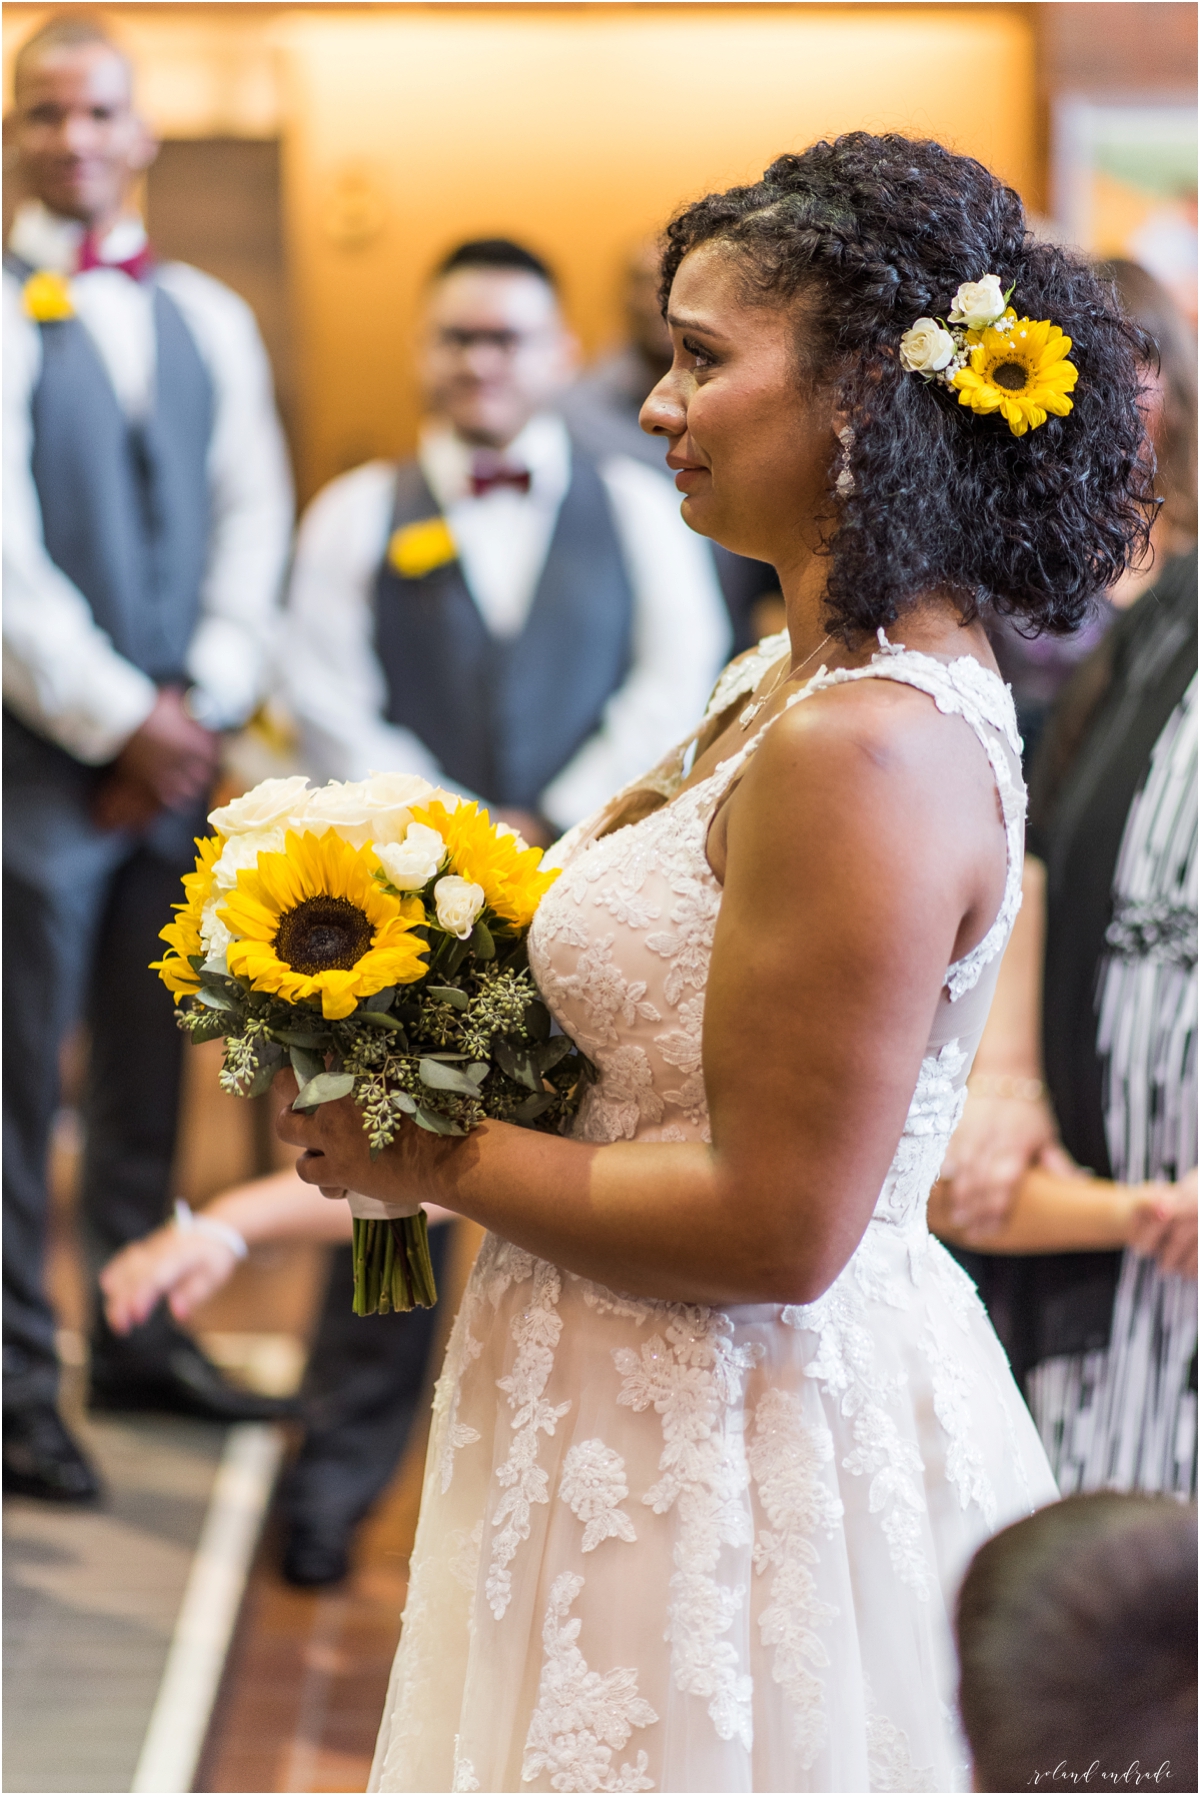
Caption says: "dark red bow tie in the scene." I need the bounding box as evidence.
[77,233,156,282]
[469,460,532,498]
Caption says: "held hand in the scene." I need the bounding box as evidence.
[91,770,165,833]
[100,1223,239,1331]
[114,687,219,812]
[938,1091,1063,1235]
[1129,1169,1198,1278]
[272,1068,457,1207]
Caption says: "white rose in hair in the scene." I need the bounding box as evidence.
[212,827,287,890]
[375,825,447,891]
[433,875,485,940]
[209,775,311,836]
[899,318,955,375]
[948,274,1006,330]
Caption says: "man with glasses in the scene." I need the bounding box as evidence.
[283,237,729,848]
[275,237,728,1584]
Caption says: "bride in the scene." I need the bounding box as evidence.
[278,134,1152,1793]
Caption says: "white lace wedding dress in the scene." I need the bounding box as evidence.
[369,636,1058,1795]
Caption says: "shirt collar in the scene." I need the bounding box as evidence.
[8,199,148,275]
[418,412,571,511]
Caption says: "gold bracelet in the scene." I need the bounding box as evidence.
[967,1074,1045,1102]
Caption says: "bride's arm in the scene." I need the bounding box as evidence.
[277,682,1001,1307]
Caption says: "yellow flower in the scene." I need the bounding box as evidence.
[410,799,559,931]
[219,830,428,1020]
[151,834,224,995]
[952,311,1077,437]
[387,516,458,580]
[23,270,74,323]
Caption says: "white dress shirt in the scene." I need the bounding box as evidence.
[281,412,731,831]
[3,200,294,763]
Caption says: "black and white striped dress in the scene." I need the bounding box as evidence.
[1029,673,1197,1496]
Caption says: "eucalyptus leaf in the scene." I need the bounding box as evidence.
[524,1000,552,1043]
[494,1040,539,1092]
[418,1057,484,1095]
[290,1044,325,1085]
[467,1063,491,1085]
[196,986,239,1012]
[245,1057,282,1099]
[470,920,495,961]
[392,1091,418,1114]
[271,1028,328,1050]
[513,1091,557,1122]
[413,1105,465,1137]
[426,985,469,1011]
[291,1070,355,1111]
[356,1010,407,1035]
[363,987,396,1013]
[535,1035,574,1074]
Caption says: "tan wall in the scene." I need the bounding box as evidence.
[6,3,1038,502]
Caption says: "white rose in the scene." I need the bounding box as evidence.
[298,780,378,846]
[433,874,485,940]
[200,900,233,963]
[899,318,956,375]
[361,771,438,811]
[374,825,447,891]
[948,274,1006,330]
[209,775,311,836]
[212,826,288,890]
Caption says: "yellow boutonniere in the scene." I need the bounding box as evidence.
[23,270,74,323]
[387,516,458,580]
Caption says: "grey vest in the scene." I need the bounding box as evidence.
[373,448,634,810]
[4,254,215,772]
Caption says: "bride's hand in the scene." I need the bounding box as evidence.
[272,1069,458,1206]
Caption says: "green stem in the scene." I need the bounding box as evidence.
[350,1213,439,1314]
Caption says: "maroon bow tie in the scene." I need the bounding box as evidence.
[77,233,156,282]
[469,460,532,497]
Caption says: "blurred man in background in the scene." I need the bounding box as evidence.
[560,238,783,650]
[283,236,730,847]
[3,15,294,1502]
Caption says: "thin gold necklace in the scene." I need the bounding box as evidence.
[738,633,832,730]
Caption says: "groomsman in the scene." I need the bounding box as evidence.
[282,236,730,844]
[3,17,294,1500]
[274,237,729,1583]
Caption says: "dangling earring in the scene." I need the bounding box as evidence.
[835,423,855,497]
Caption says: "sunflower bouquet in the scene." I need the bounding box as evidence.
[152,774,590,1313]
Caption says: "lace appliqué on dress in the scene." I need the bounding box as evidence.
[488,1255,572,1620]
[614,1310,763,1749]
[747,1387,844,1769]
[522,1572,658,1793]
[559,1439,639,1552]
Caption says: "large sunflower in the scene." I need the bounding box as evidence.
[952,312,1077,437]
[410,799,559,930]
[220,830,428,1019]
[152,834,224,995]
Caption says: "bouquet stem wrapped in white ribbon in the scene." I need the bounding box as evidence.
[153,775,591,1313]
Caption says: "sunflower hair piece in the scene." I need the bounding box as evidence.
[898,274,1078,437]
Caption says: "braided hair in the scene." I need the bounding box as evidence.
[661,134,1155,640]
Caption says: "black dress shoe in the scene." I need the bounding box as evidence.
[3,1403,103,1503]
[89,1310,299,1423]
[281,1518,352,1587]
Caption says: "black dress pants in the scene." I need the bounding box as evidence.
[3,747,201,1410]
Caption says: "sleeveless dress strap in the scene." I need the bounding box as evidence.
[712,630,1026,1000]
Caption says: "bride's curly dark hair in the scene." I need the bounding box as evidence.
[660,133,1156,639]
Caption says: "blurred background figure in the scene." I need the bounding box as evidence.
[956,1493,1197,1792]
[2,14,293,1503]
[560,237,784,651]
[283,236,731,850]
[935,260,1197,1498]
[986,258,1199,766]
